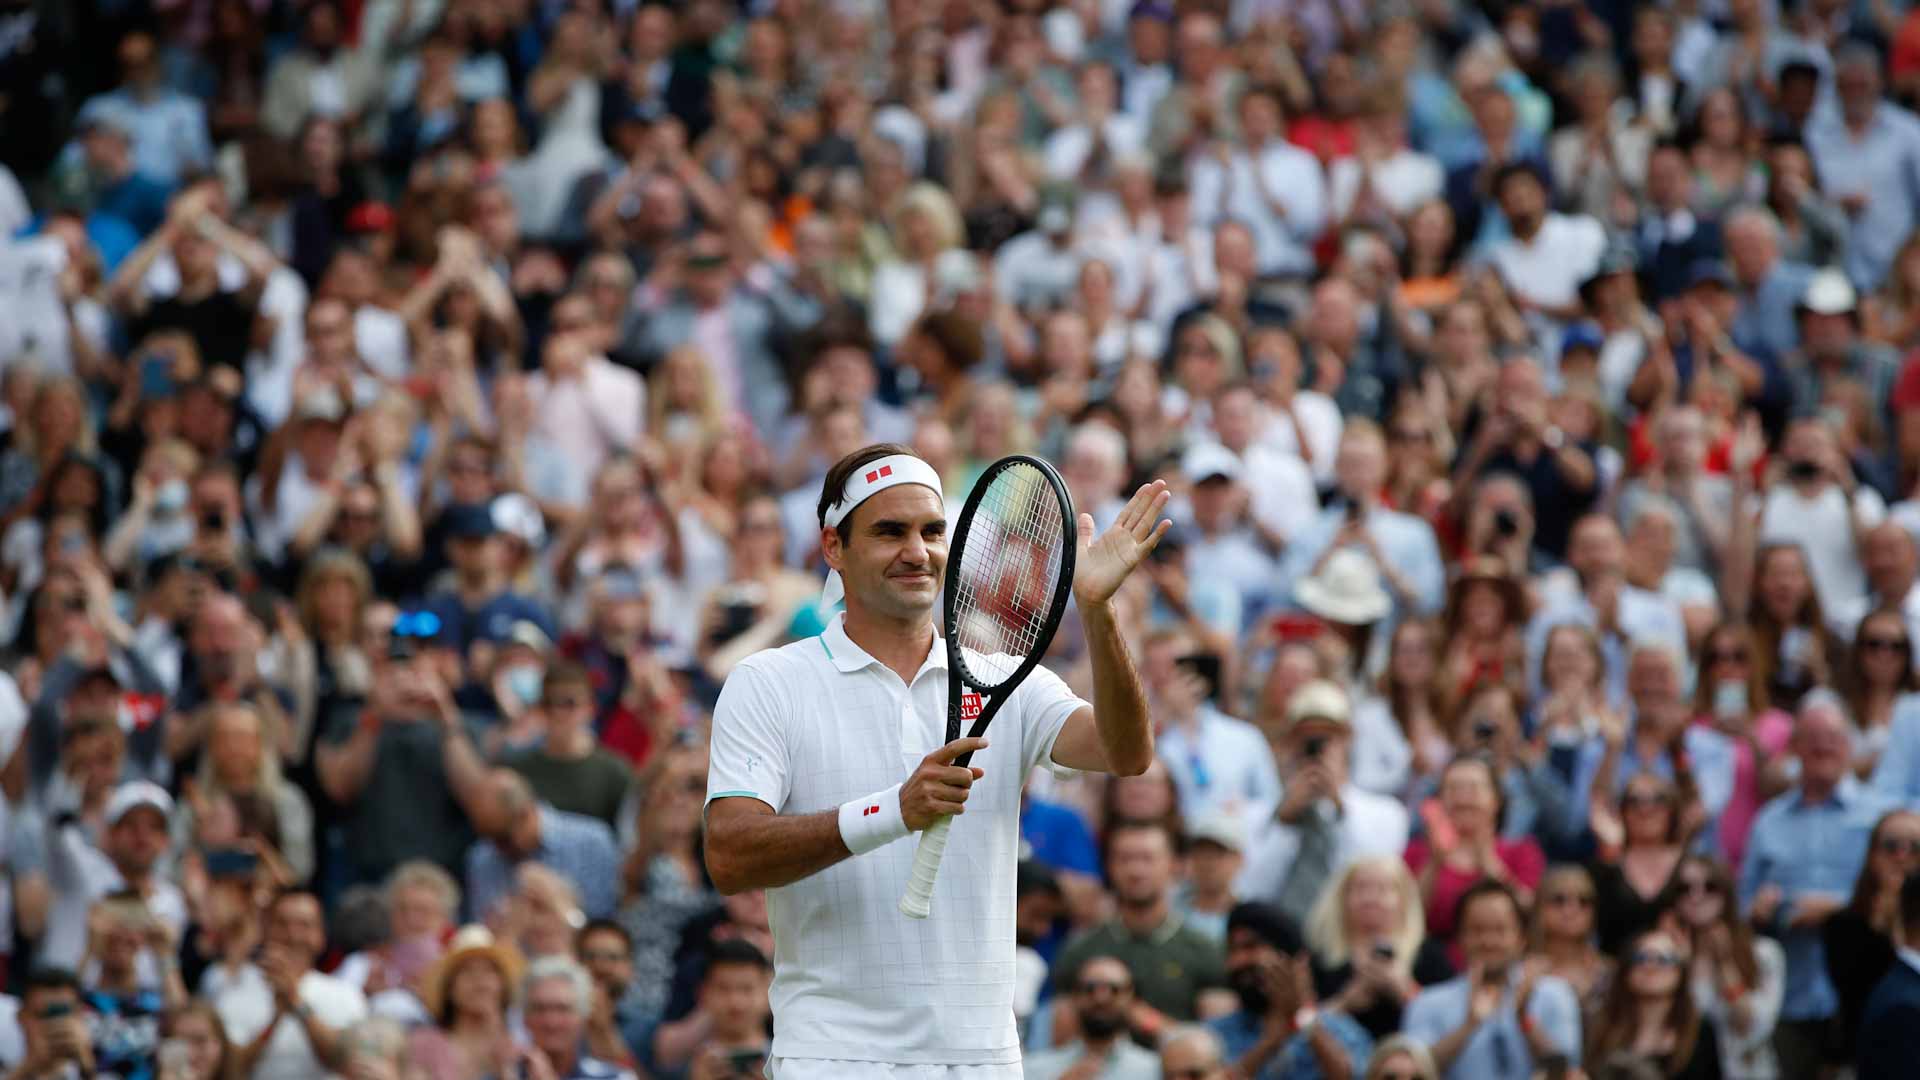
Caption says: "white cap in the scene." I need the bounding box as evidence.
[1286,679,1352,729]
[490,493,546,548]
[1801,268,1857,316]
[106,780,174,825]
[1294,548,1392,625]
[1181,442,1244,485]
[1187,813,1247,852]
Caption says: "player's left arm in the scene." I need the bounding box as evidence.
[1049,481,1170,776]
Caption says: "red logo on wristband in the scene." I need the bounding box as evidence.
[863,805,879,816]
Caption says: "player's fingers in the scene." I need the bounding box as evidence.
[928,782,973,803]
[970,766,985,780]
[928,736,989,763]
[931,764,978,787]
[928,798,968,815]
[1131,496,1172,542]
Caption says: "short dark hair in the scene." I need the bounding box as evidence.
[705,938,772,976]
[1455,878,1526,930]
[817,443,920,540]
[541,659,593,701]
[578,918,632,953]
[1101,817,1179,871]
[1072,953,1135,990]
[1226,902,1303,954]
[22,967,82,1003]
[1491,161,1545,199]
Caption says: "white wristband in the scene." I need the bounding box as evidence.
[839,783,910,855]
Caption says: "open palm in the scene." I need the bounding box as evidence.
[1074,480,1172,606]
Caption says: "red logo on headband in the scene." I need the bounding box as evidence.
[864,465,895,484]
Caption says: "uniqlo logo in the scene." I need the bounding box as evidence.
[864,464,894,483]
[961,692,983,721]
[862,805,879,817]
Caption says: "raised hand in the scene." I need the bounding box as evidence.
[1073,480,1172,607]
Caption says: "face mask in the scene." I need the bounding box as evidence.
[155,480,189,514]
[504,665,543,707]
[1713,680,1748,718]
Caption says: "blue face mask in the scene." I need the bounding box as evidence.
[154,480,189,514]
[504,666,543,707]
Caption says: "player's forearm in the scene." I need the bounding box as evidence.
[1078,600,1154,775]
[704,807,852,895]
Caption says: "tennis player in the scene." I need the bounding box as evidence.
[704,442,1169,1078]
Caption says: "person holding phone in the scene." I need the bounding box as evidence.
[1304,856,1455,1040]
[7,969,95,1080]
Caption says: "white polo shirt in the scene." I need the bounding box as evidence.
[707,614,1086,1066]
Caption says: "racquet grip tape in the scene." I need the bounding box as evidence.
[899,814,954,918]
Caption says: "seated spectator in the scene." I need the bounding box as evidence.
[177,701,315,884]
[409,924,525,1080]
[1585,927,1723,1077]
[1176,816,1246,944]
[1403,881,1583,1079]
[1055,819,1225,1028]
[1279,423,1446,624]
[1741,693,1892,1078]
[1823,809,1920,1059]
[159,1000,233,1080]
[1208,901,1374,1080]
[1856,869,1920,1080]
[1668,853,1784,1077]
[425,503,558,685]
[209,889,369,1079]
[78,891,184,1073]
[1586,773,1688,956]
[614,737,717,1027]
[1159,1022,1233,1080]
[1146,627,1280,838]
[1024,955,1159,1080]
[10,968,94,1080]
[1360,1035,1440,1080]
[465,768,620,922]
[1404,755,1546,952]
[334,860,462,997]
[522,956,640,1080]
[1306,856,1455,1041]
[1527,864,1614,1022]
[1241,681,1411,925]
[574,920,644,1073]
[500,661,634,829]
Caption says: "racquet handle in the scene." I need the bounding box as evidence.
[899,814,953,919]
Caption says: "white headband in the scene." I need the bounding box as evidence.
[821,454,946,606]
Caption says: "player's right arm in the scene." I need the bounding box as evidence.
[704,661,985,894]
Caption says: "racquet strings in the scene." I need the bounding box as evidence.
[950,462,1068,692]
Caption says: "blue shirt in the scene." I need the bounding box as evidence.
[424,589,559,656]
[465,805,622,921]
[1207,1008,1374,1080]
[1402,971,1582,1080]
[1021,798,1101,877]
[1738,776,1892,1021]
[1731,261,1813,361]
[76,89,213,185]
[1806,102,1920,289]
[1870,694,1920,804]
[1568,720,1738,847]
[1278,505,1447,621]
[1157,705,1283,839]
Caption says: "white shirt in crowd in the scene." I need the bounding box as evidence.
[1156,706,1283,841]
[1188,141,1328,278]
[706,614,1085,1066]
[210,964,369,1080]
[1490,213,1608,312]
[1326,149,1445,220]
[1761,482,1885,617]
[1236,783,1411,901]
[526,357,646,495]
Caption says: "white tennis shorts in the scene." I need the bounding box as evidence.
[766,1057,1025,1080]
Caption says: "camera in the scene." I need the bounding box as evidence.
[1302,735,1327,759]
[1786,459,1824,483]
[1492,508,1520,537]
[200,508,227,532]
[1472,719,1498,742]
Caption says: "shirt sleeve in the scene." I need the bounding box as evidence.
[706,661,791,811]
[1401,988,1451,1050]
[1014,661,1092,781]
[1529,978,1583,1064]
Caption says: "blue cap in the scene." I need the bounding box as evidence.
[442,503,498,540]
[1687,259,1735,291]
[1561,322,1605,356]
[1128,0,1174,20]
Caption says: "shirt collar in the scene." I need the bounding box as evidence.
[1791,773,1861,810]
[818,613,949,679]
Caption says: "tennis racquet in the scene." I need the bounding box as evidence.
[899,454,1077,919]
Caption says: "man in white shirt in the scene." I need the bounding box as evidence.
[704,443,1170,1076]
[212,889,368,1080]
[1145,628,1281,837]
[1239,681,1411,924]
[1760,415,1884,617]
[1486,163,1607,325]
[1188,85,1327,278]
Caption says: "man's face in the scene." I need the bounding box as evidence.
[1459,892,1524,970]
[525,978,586,1059]
[700,961,772,1035]
[1128,14,1170,64]
[1801,310,1854,359]
[1161,1037,1226,1080]
[267,894,327,962]
[1865,526,1917,592]
[1189,476,1237,531]
[449,533,498,581]
[1627,650,1680,711]
[106,806,170,876]
[1334,434,1386,502]
[118,33,158,85]
[1797,706,1854,788]
[21,985,83,1055]
[1187,841,1243,893]
[1569,518,1624,581]
[1224,926,1284,1007]
[1071,957,1135,1038]
[580,929,634,993]
[823,485,947,622]
[1107,829,1174,907]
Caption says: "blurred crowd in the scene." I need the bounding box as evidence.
[19,0,1920,1079]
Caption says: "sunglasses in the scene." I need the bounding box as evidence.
[1077,979,1131,996]
[1545,891,1594,909]
[1631,950,1685,969]
[1863,637,1910,653]
[1707,648,1749,664]
[1877,837,1920,856]
[1679,877,1722,896]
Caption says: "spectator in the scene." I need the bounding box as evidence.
[1740,692,1892,1078]
[522,956,641,1080]
[210,888,369,1079]
[1483,163,1607,325]
[1306,856,1455,1041]
[159,1000,233,1080]
[1584,927,1723,1077]
[1403,755,1546,950]
[1526,864,1614,1020]
[423,503,558,676]
[1241,681,1411,925]
[1806,45,1920,291]
[574,920,644,1073]
[1669,854,1785,1078]
[500,661,634,829]
[464,769,621,923]
[408,924,524,1080]
[1176,816,1247,944]
[1359,1036,1439,1080]
[79,892,185,1073]
[76,30,212,186]
[1585,773,1689,956]
[35,779,186,976]
[1822,808,1920,1058]
[1207,901,1374,1080]
[1147,627,1280,836]
[1054,819,1225,1026]
[1786,269,1901,424]
[1855,868,1920,1080]
[1159,1022,1232,1080]
[9,968,94,1080]
[1757,417,1885,657]
[1842,608,1919,781]
[334,860,462,998]
[1402,881,1583,1080]
[1280,423,1446,624]
[1023,955,1159,1080]
[178,700,315,884]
